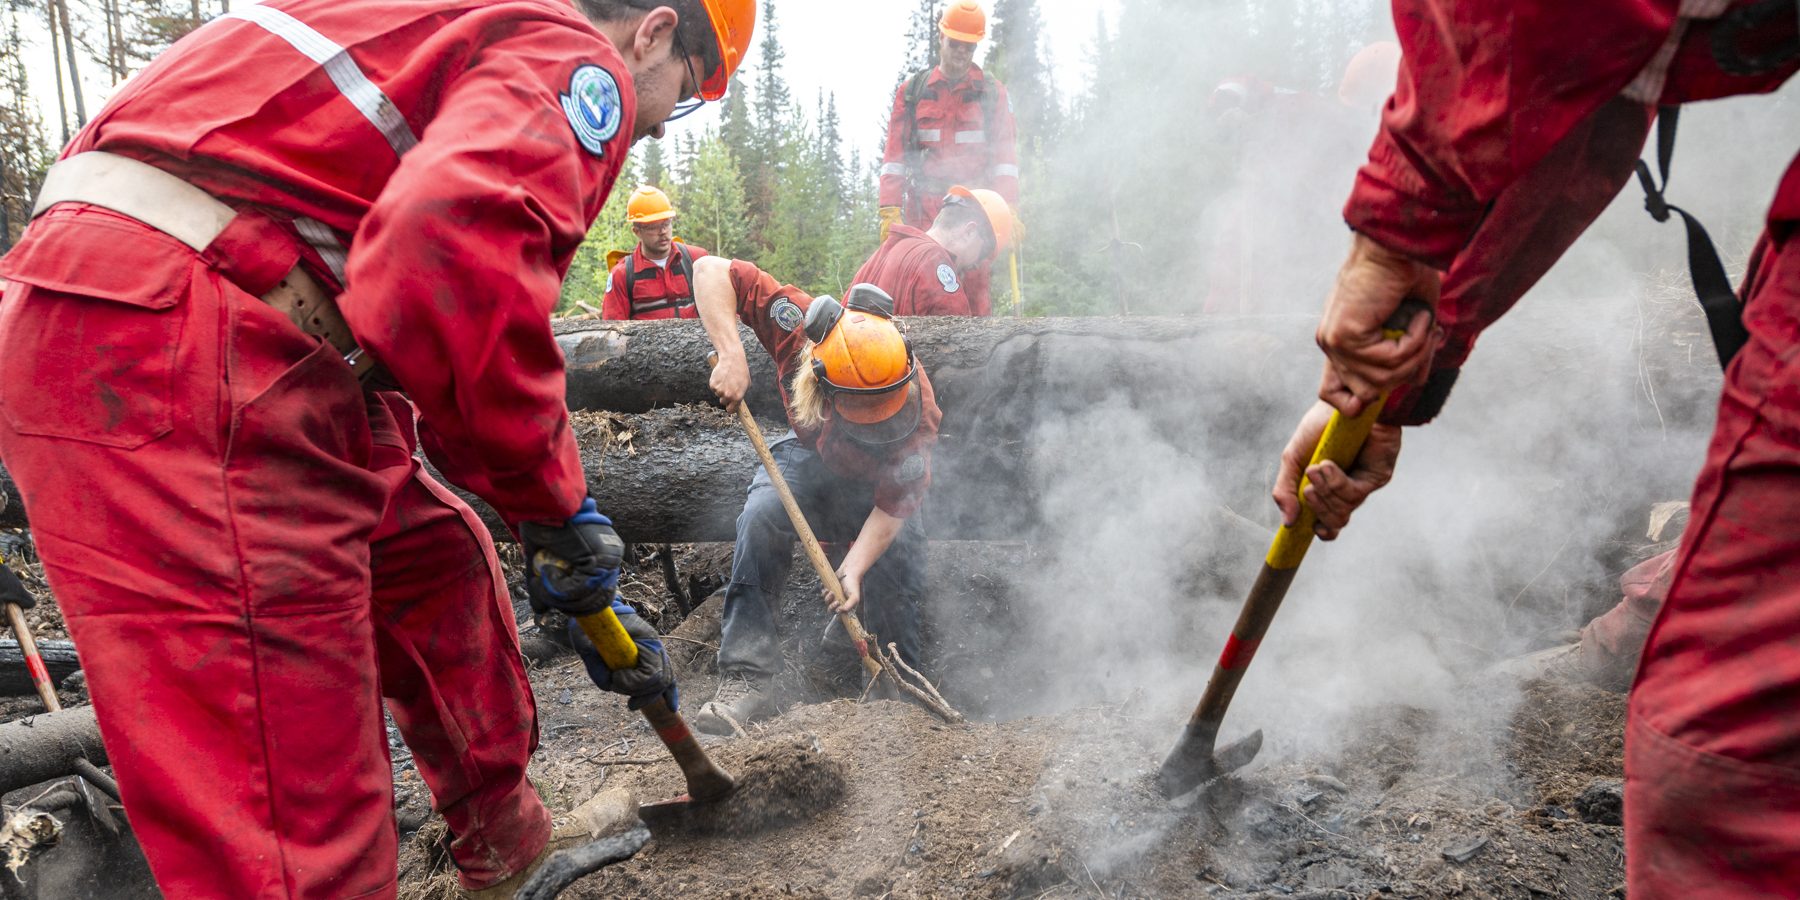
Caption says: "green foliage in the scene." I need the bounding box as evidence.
[557,154,639,316]
[0,6,51,250]
[679,136,752,260]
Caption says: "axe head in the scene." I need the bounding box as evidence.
[1154,725,1263,799]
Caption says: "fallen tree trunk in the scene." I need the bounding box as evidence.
[555,315,1308,416]
[0,705,107,794]
[0,318,1316,541]
[1,640,80,697]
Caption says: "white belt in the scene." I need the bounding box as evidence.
[29,152,376,381]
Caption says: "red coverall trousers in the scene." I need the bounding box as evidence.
[1626,227,1800,895]
[0,206,546,897]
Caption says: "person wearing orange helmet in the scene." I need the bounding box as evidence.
[880,0,1019,317]
[684,256,944,732]
[0,0,753,896]
[854,185,1013,316]
[602,185,711,319]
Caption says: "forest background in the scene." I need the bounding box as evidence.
[0,0,1391,315]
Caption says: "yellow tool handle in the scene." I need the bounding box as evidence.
[1264,398,1388,570]
[530,548,640,668]
[1264,305,1422,571]
[576,604,640,671]
[1009,248,1023,317]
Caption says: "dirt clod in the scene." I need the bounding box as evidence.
[677,736,847,837]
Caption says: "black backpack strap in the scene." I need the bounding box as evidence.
[1635,105,1750,369]
[671,244,696,313]
[623,251,648,309]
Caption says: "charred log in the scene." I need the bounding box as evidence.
[1,640,80,697]
[0,705,107,795]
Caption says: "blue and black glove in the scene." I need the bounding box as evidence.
[519,498,625,617]
[0,564,33,611]
[569,598,678,711]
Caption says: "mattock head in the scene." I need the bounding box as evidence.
[1155,725,1264,799]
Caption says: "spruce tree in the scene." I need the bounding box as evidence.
[681,136,752,260]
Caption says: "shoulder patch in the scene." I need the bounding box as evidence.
[936,264,960,293]
[771,297,804,332]
[895,453,927,484]
[561,64,623,157]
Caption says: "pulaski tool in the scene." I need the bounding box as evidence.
[1155,303,1425,798]
[532,562,738,803]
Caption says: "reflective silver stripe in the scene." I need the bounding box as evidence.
[991,163,1020,178]
[917,129,942,142]
[954,130,985,144]
[294,216,350,285]
[880,162,908,177]
[224,6,418,158]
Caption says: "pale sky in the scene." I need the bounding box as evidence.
[16,0,1121,155]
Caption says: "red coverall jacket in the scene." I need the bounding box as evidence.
[880,64,1019,229]
[0,0,631,895]
[15,0,626,526]
[726,260,942,517]
[1344,1,1800,894]
[601,241,710,319]
[852,224,985,316]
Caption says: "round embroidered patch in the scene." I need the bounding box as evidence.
[560,64,622,157]
[771,297,804,332]
[896,453,926,483]
[937,264,961,293]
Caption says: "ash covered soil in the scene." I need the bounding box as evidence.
[0,529,1629,898]
[395,542,1628,900]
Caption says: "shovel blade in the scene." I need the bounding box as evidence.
[1154,727,1263,799]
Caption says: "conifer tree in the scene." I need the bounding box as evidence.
[681,136,752,260]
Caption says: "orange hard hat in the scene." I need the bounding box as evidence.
[939,0,986,43]
[1338,41,1402,112]
[805,287,921,442]
[695,0,757,101]
[946,185,1013,257]
[626,185,677,223]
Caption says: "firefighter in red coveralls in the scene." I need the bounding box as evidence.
[601,184,710,319]
[854,185,1013,316]
[0,0,753,896]
[1269,2,1800,894]
[879,0,1018,317]
[684,258,941,733]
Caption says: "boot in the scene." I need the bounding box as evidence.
[1490,640,1634,692]
[457,826,591,899]
[692,673,776,735]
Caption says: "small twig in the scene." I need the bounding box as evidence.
[876,642,964,724]
[657,544,690,616]
[657,634,718,650]
[580,754,666,767]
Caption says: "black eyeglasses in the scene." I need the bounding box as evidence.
[665,31,706,123]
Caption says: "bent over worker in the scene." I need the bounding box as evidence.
[1270,3,1800,895]
[879,0,1018,316]
[854,185,1013,316]
[0,0,753,896]
[601,184,710,319]
[687,257,942,733]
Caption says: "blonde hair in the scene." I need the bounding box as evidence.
[788,340,828,429]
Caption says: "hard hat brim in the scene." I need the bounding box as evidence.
[938,23,984,42]
[836,382,923,446]
[628,210,678,223]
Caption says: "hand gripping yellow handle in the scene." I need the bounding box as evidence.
[1264,304,1424,571]
[532,549,639,668]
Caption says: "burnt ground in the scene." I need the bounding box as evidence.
[0,530,1629,898]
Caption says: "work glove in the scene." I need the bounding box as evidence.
[519,497,625,617]
[569,597,679,711]
[0,565,33,611]
[878,206,903,242]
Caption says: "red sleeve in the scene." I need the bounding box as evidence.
[911,265,976,316]
[1380,96,1653,425]
[601,259,630,319]
[879,82,910,207]
[728,260,812,376]
[987,80,1019,205]
[684,244,710,260]
[343,22,630,524]
[1345,0,1677,269]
